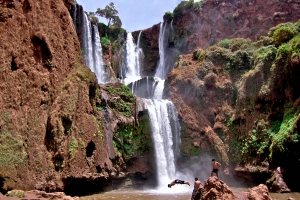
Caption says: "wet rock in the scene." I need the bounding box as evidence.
[246,184,272,200]
[192,177,236,200]
[267,167,291,193]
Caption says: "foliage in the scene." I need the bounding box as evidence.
[96,2,122,28]
[113,122,151,160]
[86,12,99,24]
[105,84,136,117]
[269,106,300,159]
[173,0,202,20]
[269,22,299,46]
[100,36,110,51]
[163,11,174,22]
[68,137,78,161]
[0,130,26,172]
[219,38,231,49]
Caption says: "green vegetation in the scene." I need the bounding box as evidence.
[113,122,151,160]
[0,131,27,171]
[163,11,174,22]
[100,36,111,51]
[173,0,203,20]
[104,84,136,117]
[96,2,122,28]
[69,137,78,161]
[269,22,298,46]
[197,20,300,165]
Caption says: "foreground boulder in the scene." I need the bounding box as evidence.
[192,177,273,200]
[192,177,236,200]
[0,190,79,200]
[266,167,291,193]
[246,184,272,200]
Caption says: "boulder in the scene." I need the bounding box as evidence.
[267,167,291,193]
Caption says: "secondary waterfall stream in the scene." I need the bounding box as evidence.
[81,10,107,84]
[121,23,181,189]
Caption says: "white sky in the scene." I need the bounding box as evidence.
[76,0,182,32]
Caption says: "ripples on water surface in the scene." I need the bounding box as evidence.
[80,188,300,200]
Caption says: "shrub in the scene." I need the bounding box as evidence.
[273,26,295,46]
[100,36,110,51]
[163,11,174,22]
[219,38,231,48]
[204,72,217,87]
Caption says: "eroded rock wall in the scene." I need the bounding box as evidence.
[0,0,154,195]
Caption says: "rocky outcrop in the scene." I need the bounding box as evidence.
[172,0,300,52]
[266,167,291,193]
[190,177,273,200]
[165,19,300,189]
[0,0,154,195]
[2,189,79,200]
[246,184,272,200]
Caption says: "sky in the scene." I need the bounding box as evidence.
[76,0,182,32]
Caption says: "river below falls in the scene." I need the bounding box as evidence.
[79,188,300,200]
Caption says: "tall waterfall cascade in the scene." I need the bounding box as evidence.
[81,11,108,84]
[121,24,181,189]
[121,32,143,85]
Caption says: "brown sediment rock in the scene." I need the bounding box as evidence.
[1,189,79,200]
[267,167,291,193]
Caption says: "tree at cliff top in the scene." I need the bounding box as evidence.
[96,2,122,29]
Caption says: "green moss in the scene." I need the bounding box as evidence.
[113,121,152,160]
[69,137,78,161]
[0,131,27,172]
[100,36,110,51]
[163,11,174,21]
[105,84,136,117]
[269,106,300,159]
[219,39,231,49]
[269,22,299,46]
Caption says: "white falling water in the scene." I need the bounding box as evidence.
[82,12,94,70]
[143,99,177,187]
[122,32,142,85]
[155,22,167,79]
[121,24,181,190]
[92,24,106,83]
[82,12,107,84]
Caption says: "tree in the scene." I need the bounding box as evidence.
[96,2,122,28]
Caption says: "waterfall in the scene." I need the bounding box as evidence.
[81,11,107,84]
[73,1,77,27]
[122,32,142,85]
[143,99,178,187]
[92,24,106,83]
[120,24,181,189]
[82,12,94,71]
[155,22,167,79]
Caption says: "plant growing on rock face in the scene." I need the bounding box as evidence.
[269,22,298,46]
[204,72,217,87]
[163,11,174,22]
[68,137,78,161]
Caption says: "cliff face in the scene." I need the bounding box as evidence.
[165,21,300,189]
[0,0,154,195]
[173,0,300,52]
[136,0,300,74]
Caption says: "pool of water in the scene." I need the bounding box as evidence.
[79,188,300,200]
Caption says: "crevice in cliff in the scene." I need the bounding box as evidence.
[63,177,105,196]
[45,117,54,152]
[22,0,32,14]
[62,116,72,135]
[31,35,52,68]
[10,56,18,71]
[86,141,95,157]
